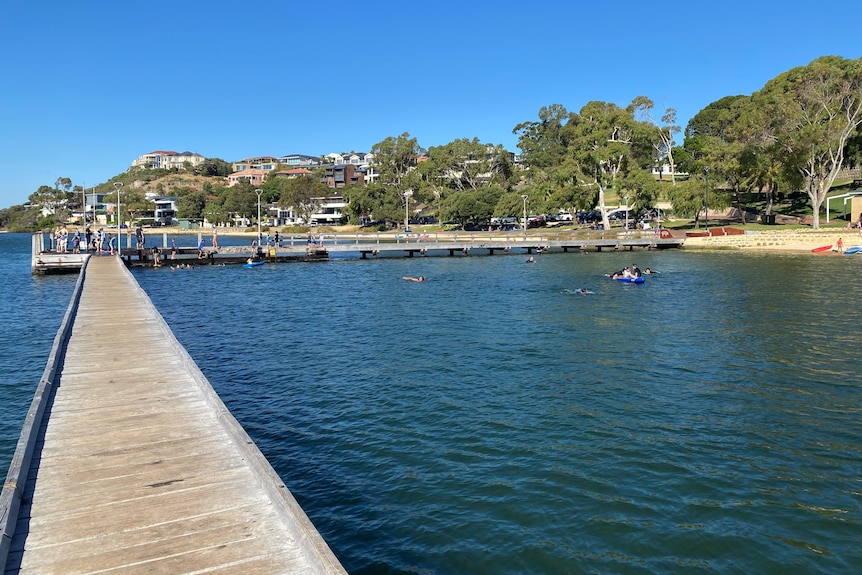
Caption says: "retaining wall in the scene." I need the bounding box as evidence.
[683,229,862,252]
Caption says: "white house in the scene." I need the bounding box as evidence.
[131,150,205,170]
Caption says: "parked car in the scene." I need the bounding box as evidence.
[608,209,634,221]
[577,211,601,224]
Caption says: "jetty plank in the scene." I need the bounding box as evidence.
[4,256,345,574]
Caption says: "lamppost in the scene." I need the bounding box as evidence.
[404,190,413,231]
[521,194,528,241]
[255,188,263,247]
[113,182,123,254]
[704,167,709,230]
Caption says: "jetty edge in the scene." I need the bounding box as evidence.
[1,256,347,574]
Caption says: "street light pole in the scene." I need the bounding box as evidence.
[521,194,528,241]
[255,188,263,248]
[113,182,123,255]
[404,190,413,231]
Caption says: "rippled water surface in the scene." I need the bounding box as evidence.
[0,234,77,468]
[2,232,861,574]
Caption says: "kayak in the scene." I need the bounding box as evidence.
[811,245,832,253]
[615,276,644,283]
[845,246,862,255]
[243,261,265,267]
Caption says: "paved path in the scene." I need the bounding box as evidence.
[4,256,345,574]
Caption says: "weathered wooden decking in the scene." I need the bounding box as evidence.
[1,256,346,574]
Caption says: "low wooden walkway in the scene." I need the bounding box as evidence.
[1,256,346,574]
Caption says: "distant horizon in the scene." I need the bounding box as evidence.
[2,0,859,207]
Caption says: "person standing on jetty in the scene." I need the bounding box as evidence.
[135,226,145,249]
[212,226,219,249]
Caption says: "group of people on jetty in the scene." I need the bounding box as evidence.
[51,225,120,255]
[50,224,152,256]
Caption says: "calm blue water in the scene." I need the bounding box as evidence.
[0,234,77,465]
[2,232,861,574]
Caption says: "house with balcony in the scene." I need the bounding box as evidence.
[130,151,205,170]
[277,154,322,168]
[261,194,348,226]
[325,164,364,188]
[309,195,348,225]
[150,196,178,225]
[325,152,374,166]
[231,156,279,172]
[323,152,378,184]
[84,191,110,223]
[266,204,302,226]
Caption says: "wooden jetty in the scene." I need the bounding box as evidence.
[1,256,347,574]
[31,229,685,273]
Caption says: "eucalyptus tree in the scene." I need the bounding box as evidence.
[441,184,504,227]
[631,97,681,184]
[176,189,208,219]
[513,105,596,216]
[368,132,425,225]
[683,95,761,221]
[415,138,515,222]
[222,183,259,224]
[343,182,403,224]
[371,132,424,190]
[512,104,570,169]
[423,138,510,192]
[28,185,61,215]
[619,169,661,215]
[103,187,148,225]
[202,199,229,226]
[28,177,76,223]
[667,178,709,219]
[276,175,330,225]
[514,101,660,225]
[562,99,654,230]
[752,55,862,228]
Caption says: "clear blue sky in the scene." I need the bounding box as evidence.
[1,0,859,208]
